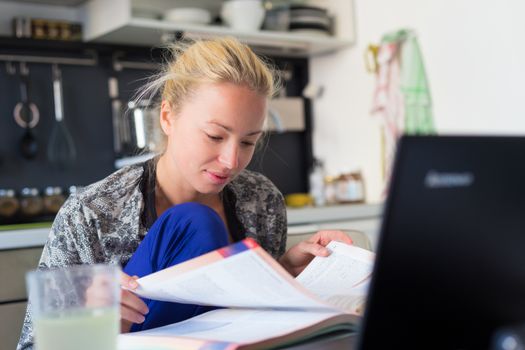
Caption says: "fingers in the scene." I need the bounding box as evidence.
[121,289,149,315]
[85,274,116,308]
[120,272,139,289]
[297,241,330,257]
[308,230,353,246]
[120,272,148,326]
[121,303,146,324]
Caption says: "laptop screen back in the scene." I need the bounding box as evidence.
[358,136,525,349]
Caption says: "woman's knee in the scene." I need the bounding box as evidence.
[128,202,230,273]
[155,202,228,243]
[162,202,222,228]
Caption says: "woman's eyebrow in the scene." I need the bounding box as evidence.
[208,121,262,136]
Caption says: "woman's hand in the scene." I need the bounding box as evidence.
[120,272,149,333]
[279,230,353,277]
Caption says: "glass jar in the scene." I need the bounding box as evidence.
[335,171,366,203]
[68,185,84,197]
[335,173,351,203]
[31,19,46,39]
[43,186,66,214]
[59,22,72,40]
[349,171,366,203]
[0,189,20,218]
[46,21,60,39]
[20,187,44,217]
[323,175,338,205]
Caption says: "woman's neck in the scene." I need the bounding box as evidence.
[155,154,221,214]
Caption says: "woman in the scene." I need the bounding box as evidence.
[17,37,351,349]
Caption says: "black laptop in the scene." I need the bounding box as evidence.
[356,136,525,349]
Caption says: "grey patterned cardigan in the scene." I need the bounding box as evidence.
[17,164,287,350]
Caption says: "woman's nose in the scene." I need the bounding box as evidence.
[218,143,239,170]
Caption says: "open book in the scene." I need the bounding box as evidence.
[118,238,374,350]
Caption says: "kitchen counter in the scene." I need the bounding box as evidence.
[0,203,383,250]
[287,203,382,225]
[0,226,50,250]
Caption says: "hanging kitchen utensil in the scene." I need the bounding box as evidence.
[13,62,40,160]
[108,75,131,155]
[47,64,76,169]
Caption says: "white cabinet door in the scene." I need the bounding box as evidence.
[0,301,27,350]
[0,247,43,302]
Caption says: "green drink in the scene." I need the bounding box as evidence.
[34,308,119,350]
[27,264,121,350]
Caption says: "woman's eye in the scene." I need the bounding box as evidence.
[242,141,256,147]
[206,134,222,141]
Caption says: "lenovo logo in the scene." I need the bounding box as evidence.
[424,170,474,188]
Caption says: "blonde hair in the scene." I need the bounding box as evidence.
[137,37,278,153]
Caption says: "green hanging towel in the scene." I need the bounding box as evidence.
[383,29,436,135]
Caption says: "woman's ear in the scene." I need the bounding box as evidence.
[160,100,174,136]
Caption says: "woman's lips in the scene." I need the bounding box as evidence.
[205,170,230,185]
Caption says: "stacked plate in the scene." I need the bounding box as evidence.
[288,5,332,36]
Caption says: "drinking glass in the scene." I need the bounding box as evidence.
[26,264,121,350]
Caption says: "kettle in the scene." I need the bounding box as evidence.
[126,100,163,154]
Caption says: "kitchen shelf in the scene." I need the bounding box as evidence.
[82,0,354,58]
[86,18,353,57]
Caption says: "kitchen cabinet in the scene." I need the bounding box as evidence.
[82,0,354,57]
[0,247,42,350]
[0,247,42,302]
[0,302,27,350]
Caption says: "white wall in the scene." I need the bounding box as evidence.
[310,0,525,203]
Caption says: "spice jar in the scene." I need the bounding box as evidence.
[350,171,365,203]
[43,186,66,214]
[19,187,44,217]
[46,21,60,39]
[0,189,20,218]
[335,170,366,203]
[31,19,46,39]
[323,175,338,205]
[68,185,84,197]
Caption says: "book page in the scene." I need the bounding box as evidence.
[119,308,356,349]
[296,241,375,315]
[132,239,333,311]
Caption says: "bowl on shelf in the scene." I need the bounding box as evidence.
[221,0,265,31]
[163,7,212,25]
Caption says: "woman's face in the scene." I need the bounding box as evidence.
[160,82,266,195]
